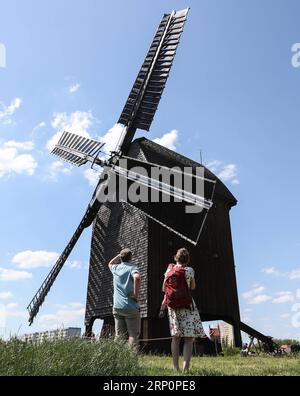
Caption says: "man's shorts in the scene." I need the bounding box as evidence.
[113,308,140,342]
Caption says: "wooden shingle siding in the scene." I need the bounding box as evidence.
[85,201,149,325]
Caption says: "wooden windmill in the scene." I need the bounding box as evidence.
[27,8,278,353]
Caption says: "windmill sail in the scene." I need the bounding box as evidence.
[27,180,106,324]
[27,9,190,324]
[27,213,87,324]
[118,8,189,153]
[52,131,105,166]
[111,155,216,245]
[52,133,216,243]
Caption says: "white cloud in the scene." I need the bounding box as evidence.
[296,289,300,299]
[272,291,294,304]
[242,286,272,305]
[56,302,84,310]
[0,97,22,124]
[3,140,34,151]
[66,260,82,269]
[248,294,272,304]
[5,98,22,115]
[12,250,81,270]
[205,160,222,173]
[262,266,300,280]
[39,302,85,324]
[262,267,282,276]
[242,286,265,300]
[280,313,291,319]
[69,83,81,93]
[12,250,59,269]
[0,302,27,320]
[241,307,253,323]
[287,269,300,280]
[153,129,178,151]
[0,141,37,179]
[100,123,124,155]
[206,160,239,185]
[6,302,18,309]
[243,284,297,305]
[0,291,13,299]
[47,161,72,181]
[218,164,239,184]
[30,121,46,138]
[83,168,99,187]
[0,267,32,281]
[47,111,94,151]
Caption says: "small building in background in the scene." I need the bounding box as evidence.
[207,325,222,355]
[280,344,291,354]
[280,344,300,355]
[209,325,221,343]
[219,322,235,347]
[209,322,235,347]
[22,327,81,343]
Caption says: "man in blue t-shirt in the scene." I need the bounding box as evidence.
[108,248,141,349]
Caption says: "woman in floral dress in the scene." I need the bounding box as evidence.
[161,248,206,372]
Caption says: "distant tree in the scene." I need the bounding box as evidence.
[273,338,300,346]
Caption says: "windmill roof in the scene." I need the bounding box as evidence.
[131,137,237,206]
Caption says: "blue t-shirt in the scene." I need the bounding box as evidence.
[110,261,140,311]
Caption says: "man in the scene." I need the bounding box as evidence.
[240,343,249,357]
[108,248,141,349]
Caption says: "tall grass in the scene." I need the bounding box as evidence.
[1,338,300,376]
[0,338,141,376]
[222,346,241,356]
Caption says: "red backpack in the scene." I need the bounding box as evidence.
[164,264,193,309]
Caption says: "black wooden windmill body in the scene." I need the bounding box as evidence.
[28,9,277,352]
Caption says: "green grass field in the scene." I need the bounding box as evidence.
[140,355,300,376]
[1,339,299,376]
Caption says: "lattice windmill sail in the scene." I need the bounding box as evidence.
[27,8,216,325]
[117,8,190,153]
[52,131,105,166]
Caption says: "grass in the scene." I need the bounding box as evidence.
[0,339,299,376]
[140,354,300,376]
[0,338,141,376]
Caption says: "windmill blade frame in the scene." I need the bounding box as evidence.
[110,164,215,211]
[27,8,191,324]
[27,178,108,325]
[52,131,105,167]
[117,8,189,153]
[50,129,216,212]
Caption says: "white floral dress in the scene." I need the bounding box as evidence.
[166,266,206,338]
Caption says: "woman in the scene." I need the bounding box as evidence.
[161,247,206,372]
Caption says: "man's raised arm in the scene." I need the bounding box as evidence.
[108,254,121,270]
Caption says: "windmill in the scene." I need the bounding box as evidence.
[27,9,278,353]
[27,8,213,324]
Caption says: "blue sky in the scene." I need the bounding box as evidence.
[0,0,300,342]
